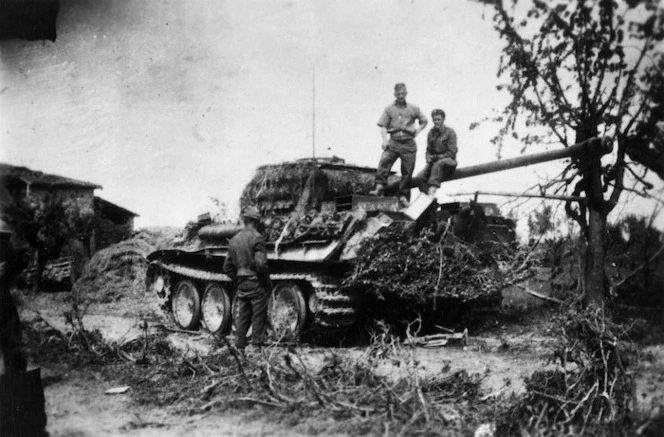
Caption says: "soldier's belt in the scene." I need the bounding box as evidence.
[237,272,258,281]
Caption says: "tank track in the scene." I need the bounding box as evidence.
[289,274,358,332]
[148,261,358,333]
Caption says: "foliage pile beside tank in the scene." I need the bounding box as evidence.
[343,223,533,310]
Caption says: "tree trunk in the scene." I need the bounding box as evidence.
[584,158,607,305]
[576,128,607,306]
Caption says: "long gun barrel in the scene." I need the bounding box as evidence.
[448,136,612,182]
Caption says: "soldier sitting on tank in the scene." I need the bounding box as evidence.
[413,109,457,197]
[223,206,272,353]
[369,83,428,207]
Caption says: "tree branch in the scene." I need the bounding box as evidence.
[611,243,664,292]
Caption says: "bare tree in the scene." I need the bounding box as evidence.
[480,0,664,304]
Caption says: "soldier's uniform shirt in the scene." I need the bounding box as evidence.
[223,228,269,298]
[426,126,457,165]
[414,125,459,190]
[377,102,428,152]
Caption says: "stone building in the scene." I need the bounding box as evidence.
[0,163,139,287]
[0,163,137,231]
[0,163,101,217]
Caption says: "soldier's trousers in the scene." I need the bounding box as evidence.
[1,283,47,437]
[1,284,27,373]
[0,369,48,437]
[414,159,456,190]
[374,140,416,199]
[234,278,269,349]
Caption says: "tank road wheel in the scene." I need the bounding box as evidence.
[172,280,201,330]
[201,283,232,335]
[151,270,172,313]
[270,281,307,341]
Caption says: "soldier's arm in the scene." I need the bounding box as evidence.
[380,127,389,149]
[377,109,390,149]
[254,249,268,275]
[253,237,272,290]
[445,130,458,160]
[222,253,237,284]
[415,107,428,136]
[425,131,434,163]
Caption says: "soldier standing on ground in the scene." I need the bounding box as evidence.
[0,220,27,375]
[414,109,457,196]
[0,219,49,436]
[370,83,428,207]
[223,206,271,353]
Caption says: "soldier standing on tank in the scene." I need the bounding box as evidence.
[223,206,272,353]
[414,109,457,196]
[369,83,428,207]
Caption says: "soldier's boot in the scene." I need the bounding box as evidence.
[368,184,385,196]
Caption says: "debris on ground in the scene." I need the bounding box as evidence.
[20,284,664,437]
[492,304,640,435]
[117,332,487,436]
[105,386,131,395]
[23,311,128,367]
[515,284,563,304]
[405,329,469,347]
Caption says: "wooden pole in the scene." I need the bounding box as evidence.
[447,190,585,202]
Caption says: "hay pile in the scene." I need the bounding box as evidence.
[73,228,183,303]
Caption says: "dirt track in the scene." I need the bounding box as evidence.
[16,289,664,437]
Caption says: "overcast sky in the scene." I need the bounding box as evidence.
[1,0,662,233]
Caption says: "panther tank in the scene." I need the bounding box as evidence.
[145,137,612,339]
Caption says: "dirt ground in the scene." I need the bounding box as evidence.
[14,285,664,437]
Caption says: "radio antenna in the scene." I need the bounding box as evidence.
[312,65,316,158]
